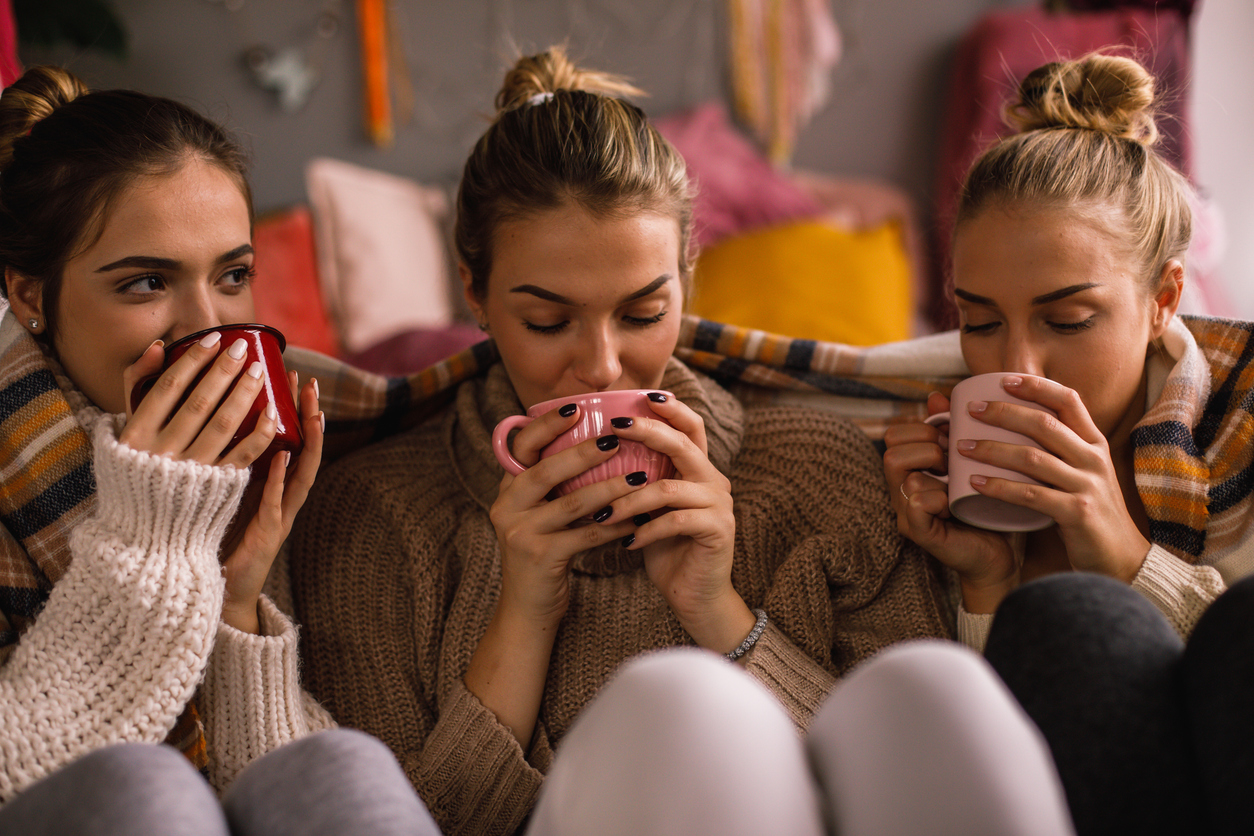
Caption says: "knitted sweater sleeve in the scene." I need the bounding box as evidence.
[199,594,337,791]
[1131,543,1226,639]
[953,543,1226,654]
[737,406,953,730]
[0,415,246,803]
[290,441,542,836]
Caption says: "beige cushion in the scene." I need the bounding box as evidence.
[305,157,453,353]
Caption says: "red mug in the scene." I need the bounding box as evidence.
[130,323,304,471]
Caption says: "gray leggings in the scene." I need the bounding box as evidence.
[0,729,439,836]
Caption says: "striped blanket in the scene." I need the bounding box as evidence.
[286,311,1254,578]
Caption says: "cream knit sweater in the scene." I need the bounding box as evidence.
[0,408,333,805]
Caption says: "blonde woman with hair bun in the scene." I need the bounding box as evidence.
[885,52,1254,836]
[289,46,1083,836]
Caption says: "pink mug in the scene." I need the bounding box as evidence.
[923,373,1055,533]
[130,323,304,474]
[492,390,675,496]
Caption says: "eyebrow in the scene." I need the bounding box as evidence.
[509,274,672,306]
[95,244,255,273]
[954,283,1101,307]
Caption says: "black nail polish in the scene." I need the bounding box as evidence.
[559,403,577,418]
[597,435,619,451]
[592,506,613,523]
[621,534,636,548]
[610,416,633,429]
[633,512,651,526]
[648,392,668,403]
[625,471,647,486]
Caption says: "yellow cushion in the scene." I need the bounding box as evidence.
[690,219,912,345]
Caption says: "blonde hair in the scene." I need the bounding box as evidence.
[956,53,1191,288]
[455,46,694,299]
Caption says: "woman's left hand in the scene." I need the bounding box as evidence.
[596,394,757,654]
[219,372,324,634]
[958,374,1149,582]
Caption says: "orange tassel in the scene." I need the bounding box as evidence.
[357,0,393,147]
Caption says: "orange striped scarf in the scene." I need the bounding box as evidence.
[1133,315,1254,565]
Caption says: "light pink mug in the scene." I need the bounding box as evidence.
[492,390,675,496]
[923,373,1056,533]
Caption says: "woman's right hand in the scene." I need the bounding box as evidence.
[488,404,644,627]
[119,333,277,468]
[881,391,1019,613]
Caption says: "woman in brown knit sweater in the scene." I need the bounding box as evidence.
[289,48,1074,836]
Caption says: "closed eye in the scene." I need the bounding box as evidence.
[1049,317,1095,333]
[524,320,568,334]
[960,321,999,335]
[624,311,667,327]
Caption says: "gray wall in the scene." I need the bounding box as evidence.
[20,0,1032,221]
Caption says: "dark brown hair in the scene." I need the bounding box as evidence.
[956,53,1191,288]
[0,66,253,341]
[455,47,694,301]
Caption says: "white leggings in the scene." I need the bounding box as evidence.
[526,640,1075,836]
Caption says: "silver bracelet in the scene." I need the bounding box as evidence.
[726,609,769,661]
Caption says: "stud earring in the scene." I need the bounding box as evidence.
[478,321,490,333]
[27,318,39,331]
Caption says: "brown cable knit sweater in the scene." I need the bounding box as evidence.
[289,358,952,836]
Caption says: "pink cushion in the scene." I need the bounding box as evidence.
[306,157,455,354]
[0,0,19,87]
[654,102,823,248]
[251,206,342,357]
[343,324,485,376]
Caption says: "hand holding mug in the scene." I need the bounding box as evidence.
[950,374,1151,583]
[923,373,1056,533]
[488,392,667,626]
[124,323,303,475]
[493,390,676,495]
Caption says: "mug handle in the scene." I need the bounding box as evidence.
[492,414,535,475]
[922,411,952,485]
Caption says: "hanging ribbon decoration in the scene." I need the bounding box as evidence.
[357,0,411,147]
[727,0,842,165]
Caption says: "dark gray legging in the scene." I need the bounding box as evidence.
[0,728,440,836]
[985,572,1254,836]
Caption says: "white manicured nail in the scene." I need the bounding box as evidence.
[228,338,248,359]
[199,331,222,348]
[265,403,277,420]
[312,378,319,400]
[246,361,263,379]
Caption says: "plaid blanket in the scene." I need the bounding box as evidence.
[286,312,1254,578]
[290,314,970,466]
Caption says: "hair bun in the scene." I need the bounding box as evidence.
[494,45,644,114]
[1006,53,1159,146]
[0,66,90,168]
